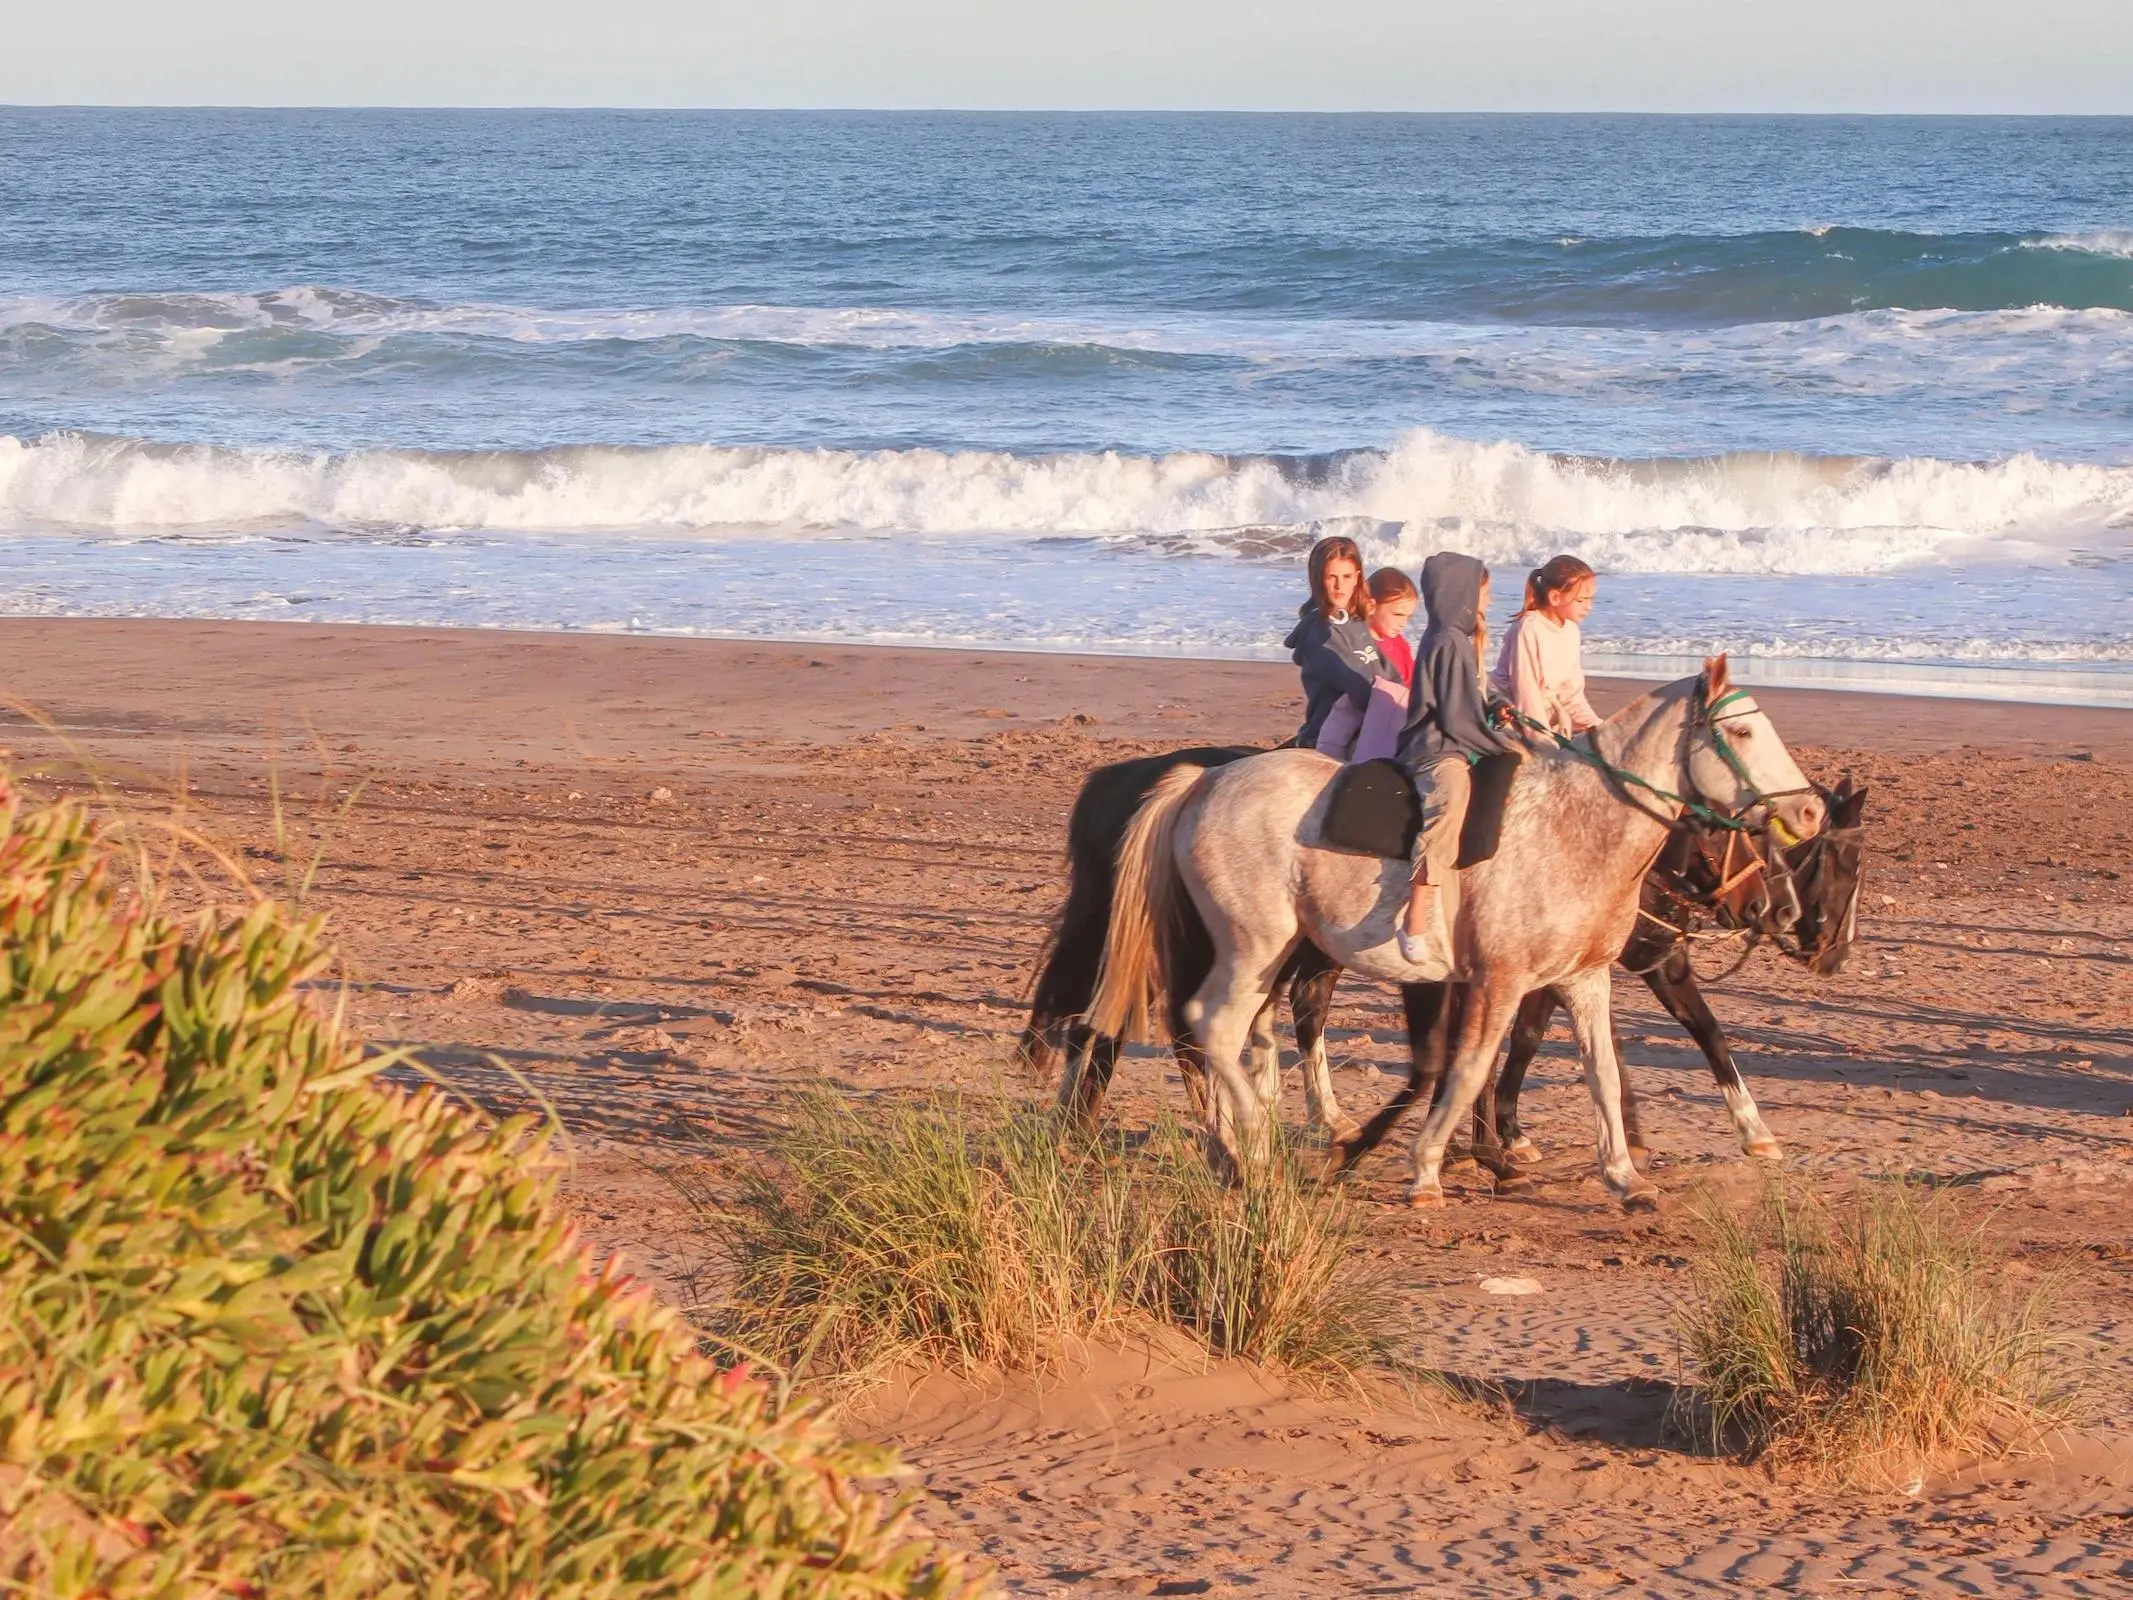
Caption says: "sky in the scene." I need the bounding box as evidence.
[8,0,2132,112]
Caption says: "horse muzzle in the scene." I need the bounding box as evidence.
[1768,791,1827,847]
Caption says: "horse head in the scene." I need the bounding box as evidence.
[1776,774,1869,975]
[1680,656,1827,848]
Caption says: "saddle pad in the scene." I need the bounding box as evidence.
[1319,752,1522,864]
[1319,759,1419,859]
[1456,751,1521,869]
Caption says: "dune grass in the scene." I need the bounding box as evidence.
[1675,1176,2086,1482]
[691,1090,1400,1392]
[0,771,979,1597]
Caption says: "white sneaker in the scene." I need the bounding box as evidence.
[1396,922,1436,965]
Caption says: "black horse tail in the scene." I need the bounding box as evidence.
[1016,745,1260,1078]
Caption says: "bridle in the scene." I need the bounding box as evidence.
[1700,686,1823,848]
[1511,681,1818,842]
[1511,680,1825,980]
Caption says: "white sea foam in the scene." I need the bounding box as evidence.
[6,288,2128,361]
[3,429,2128,578]
[2026,231,2133,259]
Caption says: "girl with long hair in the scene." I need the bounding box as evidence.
[1283,534,1398,748]
[1491,553,1601,738]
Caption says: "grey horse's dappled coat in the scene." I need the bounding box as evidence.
[1089,659,1828,1204]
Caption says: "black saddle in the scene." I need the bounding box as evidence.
[1319,752,1520,866]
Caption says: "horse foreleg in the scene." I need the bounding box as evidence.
[1406,981,1522,1207]
[1555,967,1658,1209]
[1287,960,1356,1143]
[1613,1011,1651,1165]
[1641,947,1781,1161]
[1491,988,1555,1165]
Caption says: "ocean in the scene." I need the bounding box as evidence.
[3,109,2130,703]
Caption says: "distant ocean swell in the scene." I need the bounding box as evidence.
[7,291,2128,369]
[6,429,2128,578]
[5,228,2131,334]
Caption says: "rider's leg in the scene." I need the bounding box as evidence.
[1399,758,1470,950]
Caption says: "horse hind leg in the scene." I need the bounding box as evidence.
[1183,956,1285,1182]
[1055,1027,1123,1134]
[1288,962,1359,1144]
[1247,991,1283,1114]
[1555,967,1658,1210]
[1013,1019,1061,1086]
[1493,988,1556,1167]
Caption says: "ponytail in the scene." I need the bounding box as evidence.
[1520,554,1596,617]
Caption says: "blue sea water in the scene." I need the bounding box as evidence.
[2,110,2131,701]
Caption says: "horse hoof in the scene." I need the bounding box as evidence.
[1329,1121,1363,1147]
[1617,1177,1661,1214]
[1507,1138,1542,1168]
[1493,1170,1535,1195]
[1407,1184,1446,1210]
[1746,1138,1785,1163]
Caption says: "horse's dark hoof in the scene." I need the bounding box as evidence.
[1492,1170,1535,1195]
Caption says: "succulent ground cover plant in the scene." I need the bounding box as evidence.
[0,776,980,1597]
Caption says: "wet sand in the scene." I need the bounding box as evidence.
[3,617,2131,1596]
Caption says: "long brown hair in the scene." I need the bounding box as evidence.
[1306,534,1372,621]
[1520,554,1596,617]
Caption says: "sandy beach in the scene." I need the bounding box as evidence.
[4,616,2131,1596]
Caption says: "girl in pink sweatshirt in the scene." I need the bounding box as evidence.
[1491,554,1601,738]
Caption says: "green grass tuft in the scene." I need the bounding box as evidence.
[1675,1176,2087,1482]
[691,1090,1400,1392]
[0,774,981,1596]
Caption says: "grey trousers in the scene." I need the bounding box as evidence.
[1408,756,1472,887]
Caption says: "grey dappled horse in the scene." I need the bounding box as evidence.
[1087,658,1826,1208]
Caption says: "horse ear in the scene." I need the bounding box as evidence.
[1701,654,1731,697]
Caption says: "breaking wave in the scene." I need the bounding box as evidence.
[4,428,2128,577]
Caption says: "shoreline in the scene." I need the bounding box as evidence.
[6,609,2130,710]
[3,615,2129,763]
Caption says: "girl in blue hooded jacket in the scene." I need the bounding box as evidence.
[1395,551,1520,963]
[1284,535,1399,748]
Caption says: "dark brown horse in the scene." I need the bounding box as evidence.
[1019,745,1866,1171]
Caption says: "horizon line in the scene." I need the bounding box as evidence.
[5,103,2131,118]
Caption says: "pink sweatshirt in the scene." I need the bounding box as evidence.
[1490,610,1601,736]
